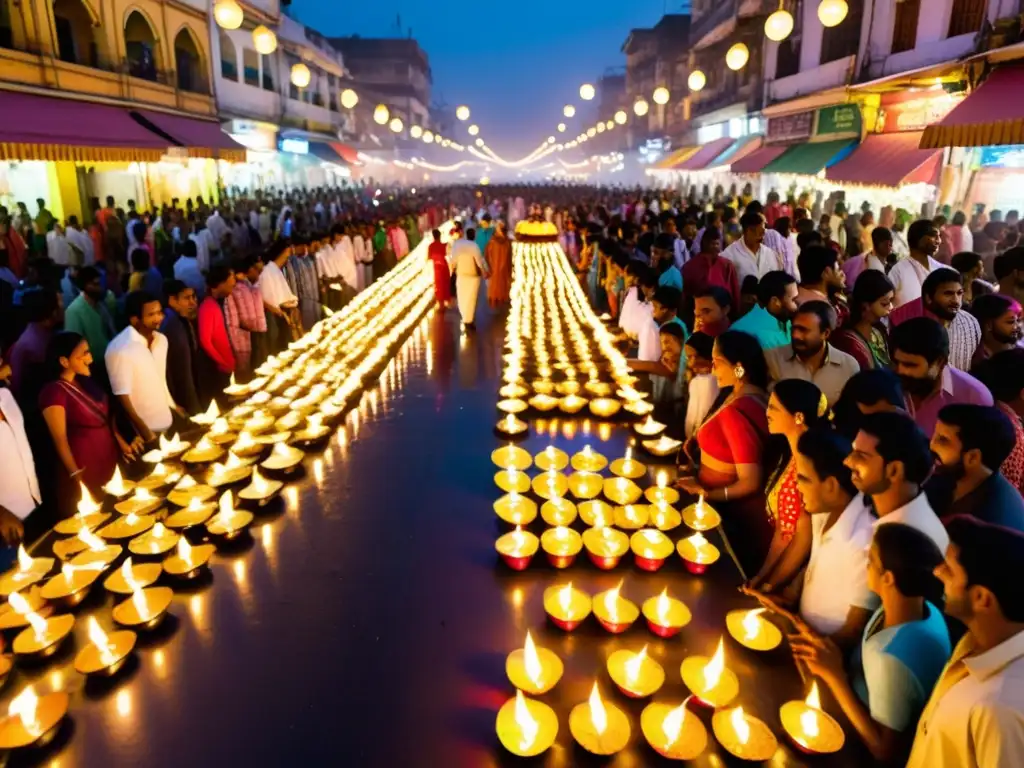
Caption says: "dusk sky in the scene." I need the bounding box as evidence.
[290,0,681,156]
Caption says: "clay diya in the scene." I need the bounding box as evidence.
[682,495,722,532]
[74,617,136,677]
[540,498,576,526]
[128,522,180,557]
[642,588,692,638]
[680,637,740,708]
[505,630,563,694]
[493,492,537,526]
[634,415,667,437]
[540,526,583,568]
[491,445,532,471]
[54,482,110,536]
[604,476,643,505]
[0,686,69,749]
[103,556,161,595]
[568,471,603,500]
[592,580,639,633]
[162,536,215,579]
[578,499,614,528]
[495,526,539,570]
[569,683,631,756]
[726,608,784,652]
[112,586,173,630]
[543,582,591,631]
[496,414,528,436]
[609,448,646,479]
[237,468,284,507]
[531,471,568,500]
[641,700,708,761]
[206,491,254,540]
[677,531,721,574]
[533,445,568,472]
[165,496,218,530]
[570,445,608,473]
[713,706,779,761]
[583,526,629,570]
[0,546,54,596]
[495,690,558,758]
[614,504,649,530]
[113,487,162,517]
[494,468,531,494]
[780,682,845,755]
[630,529,674,571]
[166,475,217,508]
[607,645,664,698]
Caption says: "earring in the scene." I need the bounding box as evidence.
[733,364,745,380]
[795,413,805,426]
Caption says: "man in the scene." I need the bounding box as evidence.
[969,294,1021,363]
[692,286,732,337]
[160,279,201,416]
[890,317,992,436]
[45,221,71,268]
[889,219,943,308]
[908,516,1024,768]
[796,245,849,326]
[105,291,178,442]
[765,300,859,407]
[226,255,267,378]
[187,214,212,274]
[7,288,61,403]
[972,348,1024,494]
[63,265,115,377]
[927,404,1024,530]
[662,216,690,269]
[64,215,94,266]
[993,246,1024,305]
[889,267,981,371]
[173,239,205,298]
[681,227,739,326]
[476,213,494,253]
[731,270,798,350]
[721,211,784,287]
[842,227,892,287]
[628,286,687,398]
[197,265,236,400]
[0,352,37,550]
[747,200,796,278]
[833,369,906,438]
[452,228,489,330]
[654,233,683,291]
[845,411,949,552]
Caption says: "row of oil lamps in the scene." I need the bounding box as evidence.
[0,229,444,751]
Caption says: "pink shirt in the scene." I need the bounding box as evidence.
[905,366,993,436]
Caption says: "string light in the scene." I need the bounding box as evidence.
[579,83,595,100]
[373,104,390,125]
[468,124,480,136]
[340,88,358,109]
[456,105,471,121]
[564,105,576,118]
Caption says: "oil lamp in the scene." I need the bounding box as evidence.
[588,398,621,418]
[592,580,639,632]
[0,685,69,749]
[534,445,568,472]
[9,592,74,657]
[495,467,531,494]
[726,608,783,651]
[624,399,654,416]
[230,430,264,459]
[112,585,173,629]
[607,645,664,698]
[543,582,591,631]
[582,526,629,570]
[642,588,692,637]
[570,444,607,473]
[630,528,673,570]
[634,415,666,437]
[113,486,163,516]
[498,382,529,399]
[68,527,122,568]
[191,400,220,426]
[610,447,645,479]
[182,434,226,463]
[645,470,680,505]
[713,705,779,761]
[527,393,558,412]
[165,496,218,529]
[495,690,558,757]
[497,398,528,415]
[209,453,255,487]
[490,445,532,471]
[223,373,250,397]
[578,499,613,527]
[642,435,683,457]
[102,465,135,499]
[166,475,216,507]
[682,495,722,532]
[640,699,708,761]
[680,637,740,708]
[493,492,537,525]
[604,476,642,505]
[649,499,682,531]
[569,682,631,755]
[128,521,180,556]
[74,616,136,676]
[555,379,581,396]
[206,491,254,539]
[497,414,530,437]
[539,525,582,567]
[558,394,588,414]
[0,586,47,630]
[568,471,603,499]
[584,380,613,397]
[506,630,563,694]
[614,503,649,530]
[238,468,284,506]
[152,432,190,460]
[531,470,568,500]
[39,562,101,607]
[540,498,576,526]
[99,509,155,540]
[163,536,215,579]
[104,556,161,595]
[495,526,539,570]
[530,379,555,395]
[54,482,110,535]
[677,531,721,574]
[0,545,54,595]
[780,681,845,754]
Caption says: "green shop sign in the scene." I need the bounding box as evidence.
[815,104,862,139]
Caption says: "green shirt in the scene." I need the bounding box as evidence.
[64,294,115,362]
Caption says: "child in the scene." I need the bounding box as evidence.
[684,331,719,438]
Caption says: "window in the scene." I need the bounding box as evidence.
[220,31,237,81]
[242,48,259,87]
[124,10,159,80]
[174,27,204,93]
[53,0,97,66]
[892,0,920,53]
[949,0,986,37]
[820,0,863,65]
[261,53,274,90]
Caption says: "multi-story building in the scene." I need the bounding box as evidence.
[0,0,239,219]
[622,14,691,151]
[592,69,627,153]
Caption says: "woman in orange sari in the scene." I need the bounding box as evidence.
[426,229,451,308]
[485,220,512,307]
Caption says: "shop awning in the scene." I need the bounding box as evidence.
[655,146,699,170]
[0,90,172,162]
[307,141,349,165]
[708,135,763,169]
[826,131,943,188]
[761,138,857,175]
[676,137,736,171]
[329,142,360,165]
[921,64,1024,148]
[132,110,246,162]
[729,143,788,173]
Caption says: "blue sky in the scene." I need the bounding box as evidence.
[289,0,680,156]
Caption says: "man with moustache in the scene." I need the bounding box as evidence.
[889,268,981,372]
[889,220,943,309]
[889,317,992,436]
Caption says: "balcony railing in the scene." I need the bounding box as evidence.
[949,0,986,37]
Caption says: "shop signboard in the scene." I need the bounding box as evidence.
[877,90,965,133]
[766,111,813,144]
[279,138,309,155]
[814,104,861,139]
[979,145,1024,169]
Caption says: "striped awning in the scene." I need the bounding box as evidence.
[921,64,1024,148]
[655,146,699,170]
[676,137,736,171]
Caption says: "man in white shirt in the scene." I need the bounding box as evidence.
[845,411,950,553]
[258,240,300,351]
[0,355,37,545]
[451,228,489,329]
[888,219,943,309]
[46,222,72,267]
[205,207,230,253]
[722,211,783,287]
[105,291,178,442]
[64,216,94,266]
[908,516,1024,768]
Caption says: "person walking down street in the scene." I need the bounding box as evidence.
[452,228,489,329]
[486,220,512,308]
[427,230,451,308]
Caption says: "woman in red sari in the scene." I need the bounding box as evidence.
[678,330,772,575]
[39,332,142,518]
[427,229,451,308]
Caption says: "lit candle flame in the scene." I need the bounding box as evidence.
[687,531,709,557]
[10,592,48,642]
[217,491,237,527]
[8,685,40,736]
[133,487,154,502]
[554,526,569,541]
[131,586,149,618]
[78,526,106,552]
[806,680,822,710]
[743,608,766,640]
[152,522,168,539]
[177,536,193,567]
[545,446,555,459]
[588,682,608,736]
[662,701,687,749]
[656,588,671,625]
[87,616,116,666]
[558,582,574,618]
[104,466,128,496]
[731,706,750,744]
[159,432,183,454]
[604,580,622,622]
[656,470,667,489]
[77,482,100,516]
[523,631,543,687]
[193,400,220,425]
[510,525,526,554]
[250,468,270,495]
[513,689,539,751]
[703,637,726,692]
[187,496,204,511]
[582,445,593,457]
[225,451,246,470]
[121,557,141,591]
[695,495,706,520]
[16,544,33,573]
[624,645,648,686]
[175,475,197,490]
[234,431,256,451]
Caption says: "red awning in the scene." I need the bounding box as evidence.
[676,137,736,170]
[826,131,942,187]
[329,142,360,165]
[729,144,789,173]
[134,109,246,162]
[921,64,1024,148]
[0,90,172,162]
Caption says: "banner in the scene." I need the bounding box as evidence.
[766,111,813,144]
[814,104,862,139]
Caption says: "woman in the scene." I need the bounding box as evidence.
[790,523,950,763]
[677,330,772,575]
[39,332,141,518]
[485,220,512,307]
[832,270,894,370]
[968,293,1022,365]
[751,380,828,592]
[427,229,451,308]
